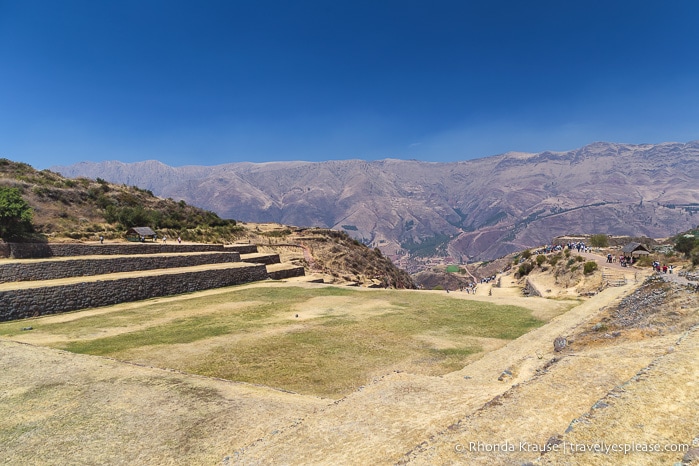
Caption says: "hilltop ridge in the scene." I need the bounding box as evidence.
[54,140,699,270]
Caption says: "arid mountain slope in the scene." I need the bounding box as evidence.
[54,141,699,263]
[1,159,413,287]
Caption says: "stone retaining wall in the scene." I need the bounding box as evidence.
[0,252,242,283]
[225,244,259,254]
[268,266,305,280]
[240,254,281,265]
[523,278,542,297]
[0,264,269,322]
[6,243,226,259]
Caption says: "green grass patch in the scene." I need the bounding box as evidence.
[195,320,412,396]
[446,265,460,273]
[61,316,232,355]
[431,347,481,372]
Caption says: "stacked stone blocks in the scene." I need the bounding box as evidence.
[0,242,302,322]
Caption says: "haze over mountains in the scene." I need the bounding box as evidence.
[54,141,699,263]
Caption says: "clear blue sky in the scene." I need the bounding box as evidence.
[2,1,699,169]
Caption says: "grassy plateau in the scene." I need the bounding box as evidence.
[0,284,550,398]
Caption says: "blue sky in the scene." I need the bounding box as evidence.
[2,1,699,169]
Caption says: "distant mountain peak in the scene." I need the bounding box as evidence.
[53,140,699,268]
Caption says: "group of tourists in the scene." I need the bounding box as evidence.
[457,283,478,294]
[533,244,564,255]
[605,254,635,267]
[534,242,591,256]
[159,235,182,244]
[652,261,673,274]
[566,241,588,253]
[619,255,633,267]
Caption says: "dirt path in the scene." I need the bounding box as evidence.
[577,250,630,271]
[459,263,479,283]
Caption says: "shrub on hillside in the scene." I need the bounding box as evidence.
[517,261,535,277]
[261,229,292,237]
[583,261,598,275]
[691,247,699,266]
[548,253,561,266]
[635,255,653,267]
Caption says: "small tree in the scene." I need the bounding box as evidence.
[590,234,609,248]
[691,246,699,267]
[675,235,698,257]
[0,187,33,239]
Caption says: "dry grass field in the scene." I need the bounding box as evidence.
[0,282,564,398]
[2,258,698,465]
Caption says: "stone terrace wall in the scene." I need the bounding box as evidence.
[240,254,281,265]
[225,244,259,254]
[6,243,225,259]
[0,252,242,283]
[0,264,268,322]
[268,266,305,280]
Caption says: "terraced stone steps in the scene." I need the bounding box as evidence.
[603,271,627,287]
[0,262,269,321]
[240,252,282,265]
[224,244,259,254]
[5,242,227,258]
[0,251,242,283]
[0,241,304,322]
[266,262,305,280]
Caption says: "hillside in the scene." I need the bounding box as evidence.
[0,158,239,243]
[0,159,414,288]
[227,224,414,288]
[54,141,699,270]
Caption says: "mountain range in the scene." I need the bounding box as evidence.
[54,141,699,266]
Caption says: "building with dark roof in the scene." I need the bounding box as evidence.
[621,242,651,257]
[126,227,157,242]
